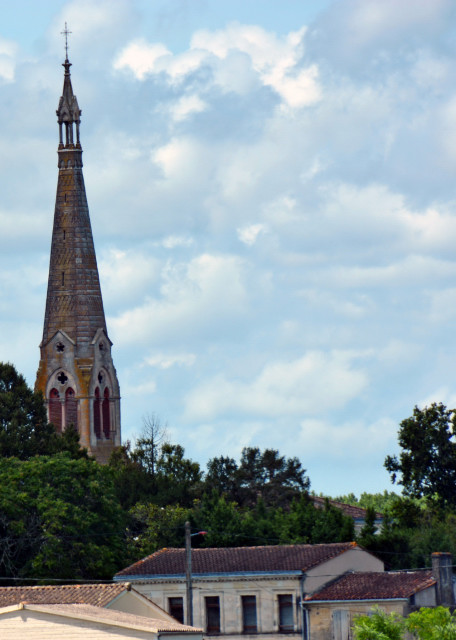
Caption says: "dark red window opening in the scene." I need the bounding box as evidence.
[94,387,101,439]
[49,388,62,433]
[102,387,111,438]
[65,387,78,431]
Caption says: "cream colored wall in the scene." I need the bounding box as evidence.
[0,608,159,640]
[134,576,303,640]
[307,601,407,640]
[130,548,383,639]
[107,590,174,621]
[305,548,384,595]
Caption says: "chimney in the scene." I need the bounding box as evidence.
[432,552,455,607]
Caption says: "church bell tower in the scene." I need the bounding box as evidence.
[36,48,121,462]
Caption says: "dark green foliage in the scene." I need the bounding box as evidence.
[127,503,190,560]
[0,362,87,459]
[357,506,378,547]
[0,454,126,582]
[333,491,399,513]
[276,495,354,544]
[352,607,405,640]
[154,443,203,507]
[205,447,310,508]
[385,403,456,507]
[353,606,456,640]
[205,456,239,499]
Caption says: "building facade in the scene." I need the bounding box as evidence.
[35,55,121,462]
[114,543,384,640]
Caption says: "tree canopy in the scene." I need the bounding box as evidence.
[353,607,456,640]
[0,454,126,582]
[205,446,310,508]
[385,403,456,507]
[0,362,86,459]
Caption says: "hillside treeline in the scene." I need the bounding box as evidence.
[1,362,456,582]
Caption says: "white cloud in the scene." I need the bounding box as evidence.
[161,235,194,249]
[145,353,196,369]
[298,416,397,458]
[184,351,368,420]
[110,253,248,346]
[114,39,171,80]
[0,37,17,82]
[114,23,321,108]
[237,223,267,246]
[169,94,207,122]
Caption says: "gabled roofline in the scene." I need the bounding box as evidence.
[115,570,303,582]
[40,329,76,349]
[304,597,409,605]
[108,584,179,623]
[91,327,112,346]
[0,603,202,635]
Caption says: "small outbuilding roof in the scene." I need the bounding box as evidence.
[305,570,435,602]
[0,583,132,608]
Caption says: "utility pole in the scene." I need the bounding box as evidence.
[185,520,193,626]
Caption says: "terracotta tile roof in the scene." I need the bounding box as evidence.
[305,570,435,601]
[0,583,131,608]
[312,497,383,520]
[116,542,363,578]
[2,603,202,633]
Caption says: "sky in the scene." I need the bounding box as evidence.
[0,0,455,497]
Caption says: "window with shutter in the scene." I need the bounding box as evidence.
[278,594,294,633]
[242,595,257,633]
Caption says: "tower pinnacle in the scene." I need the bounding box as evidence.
[36,50,121,462]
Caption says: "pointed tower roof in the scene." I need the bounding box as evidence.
[40,57,107,348]
[37,45,121,461]
[57,58,81,126]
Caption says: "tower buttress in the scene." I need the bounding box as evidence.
[36,53,121,462]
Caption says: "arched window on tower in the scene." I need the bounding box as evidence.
[94,387,101,439]
[65,387,78,431]
[49,388,62,433]
[102,387,111,438]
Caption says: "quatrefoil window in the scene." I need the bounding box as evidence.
[56,342,65,352]
[57,372,68,385]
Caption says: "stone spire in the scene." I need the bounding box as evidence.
[36,51,121,462]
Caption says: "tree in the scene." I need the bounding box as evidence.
[133,413,168,476]
[353,607,404,640]
[154,443,203,506]
[353,607,456,640]
[407,606,456,640]
[385,403,456,507]
[127,503,189,560]
[276,495,354,544]
[0,362,87,459]
[205,456,240,498]
[237,447,310,507]
[0,454,126,581]
[206,447,310,508]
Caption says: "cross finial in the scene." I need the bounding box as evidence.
[61,22,72,60]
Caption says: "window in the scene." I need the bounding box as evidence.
[205,596,220,633]
[278,594,294,633]
[102,387,111,437]
[49,388,62,432]
[65,387,78,431]
[242,595,257,633]
[93,387,101,439]
[168,597,184,624]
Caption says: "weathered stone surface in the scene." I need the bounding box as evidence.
[36,57,121,462]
